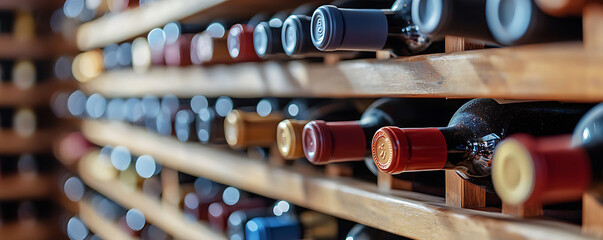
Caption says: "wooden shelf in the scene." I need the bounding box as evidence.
[0,220,63,240]
[81,42,603,102]
[0,80,77,107]
[78,151,226,240]
[0,0,63,10]
[76,0,329,50]
[81,120,599,240]
[0,35,77,59]
[79,200,138,240]
[0,127,72,154]
[0,174,56,200]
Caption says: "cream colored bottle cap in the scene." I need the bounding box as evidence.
[276,119,310,159]
[224,110,284,148]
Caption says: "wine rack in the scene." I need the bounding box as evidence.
[60,0,603,239]
[0,0,78,239]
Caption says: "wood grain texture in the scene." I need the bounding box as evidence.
[0,128,70,154]
[79,200,138,240]
[0,174,55,200]
[583,192,603,237]
[81,120,600,240]
[0,0,63,10]
[78,151,226,240]
[445,172,486,208]
[0,35,78,58]
[377,171,412,191]
[0,220,64,240]
[0,80,77,107]
[501,202,543,218]
[82,42,603,102]
[584,3,603,50]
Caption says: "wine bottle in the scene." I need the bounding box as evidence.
[228,200,294,240]
[116,42,133,69]
[310,0,433,56]
[277,99,361,159]
[125,208,146,236]
[147,28,167,66]
[191,22,236,65]
[54,132,94,168]
[85,93,108,119]
[227,13,269,62]
[72,50,104,83]
[103,43,120,70]
[282,0,402,57]
[372,99,592,190]
[253,12,290,58]
[411,0,496,43]
[163,22,205,66]
[492,103,603,205]
[12,60,36,90]
[302,98,460,165]
[195,97,259,145]
[225,109,284,148]
[175,108,197,142]
[208,188,268,231]
[245,211,338,240]
[13,107,56,137]
[131,37,151,73]
[182,177,224,221]
[485,0,582,45]
[535,0,590,17]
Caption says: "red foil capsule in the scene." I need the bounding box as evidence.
[302,120,366,164]
[227,24,261,62]
[492,134,592,205]
[164,34,194,66]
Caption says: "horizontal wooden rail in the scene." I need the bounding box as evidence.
[82,43,603,102]
[79,200,138,240]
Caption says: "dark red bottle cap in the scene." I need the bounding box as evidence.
[227,24,261,62]
[492,134,592,205]
[164,34,194,66]
[208,198,267,231]
[372,127,447,174]
[302,120,367,165]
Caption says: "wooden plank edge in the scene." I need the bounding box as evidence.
[79,200,138,240]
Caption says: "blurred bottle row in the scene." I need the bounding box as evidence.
[64,91,603,208]
[70,0,588,81]
[61,157,407,240]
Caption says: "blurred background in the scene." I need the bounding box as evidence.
[1,0,603,239]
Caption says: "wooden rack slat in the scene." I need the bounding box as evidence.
[0,0,63,10]
[0,35,78,59]
[0,81,76,107]
[0,220,63,240]
[0,174,55,200]
[81,42,603,101]
[78,151,226,240]
[81,120,599,240]
[0,128,71,154]
[79,200,139,240]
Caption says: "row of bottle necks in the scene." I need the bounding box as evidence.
[66,92,603,208]
[71,0,587,80]
[62,163,406,240]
